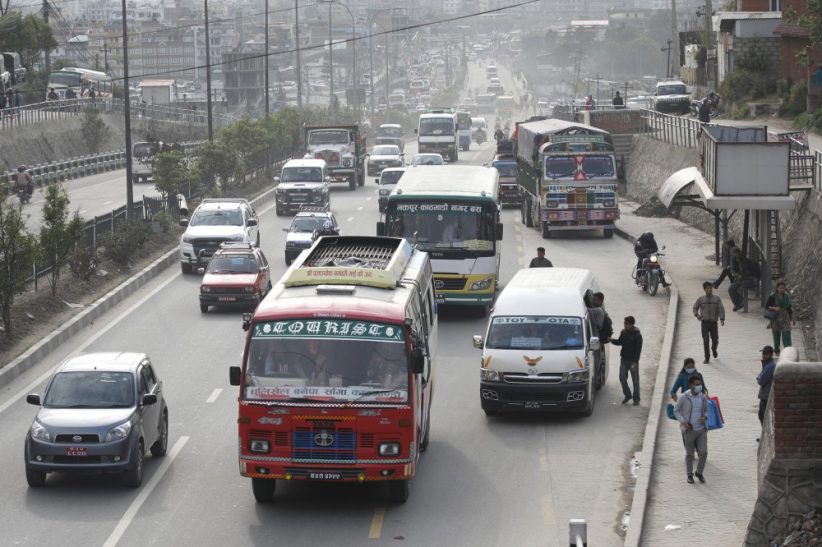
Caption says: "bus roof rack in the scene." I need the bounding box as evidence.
[284,236,413,290]
[297,204,330,213]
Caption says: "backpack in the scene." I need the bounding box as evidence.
[600,312,614,340]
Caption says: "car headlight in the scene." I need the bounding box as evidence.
[470,277,494,291]
[182,235,193,244]
[603,199,615,208]
[105,421,132,442]
[481,369,501,382]
[276,187,285,194]
[379,442,401,456]
[30,421,50,442]
[201,285,211,293]
[564,369,589,384]
[379,189,390,196]
[249,439,270,453]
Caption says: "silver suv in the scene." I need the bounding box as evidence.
[179,198,260,274]
[274,158,330,216]
[24,352,169,488]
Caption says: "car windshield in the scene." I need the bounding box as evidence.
[372,145,400,156]
[49,72,81,87]
[291,217,328,232]
[472,119,487,129]
[281,167,323,182]
[412,154,443,165]
[244,320,408,403]
[377,127,403,138]
[207,255,258,274]
[308,130,349,145]
[486,316,585,350]
[190,208,243,226]
[493,163,517,177]
[380,171,405,185]
[658,84,687,95]
[419,118,454,136]
[44,371,135,409]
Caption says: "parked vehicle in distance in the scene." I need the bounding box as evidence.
[367,144,404,178]
[282,206,340,265]
[179,198,260,274]
[409,153,445,166]
[199,243,272,312]
[24,352,169,488]
[375,123,405,152]
[274,158,330,216]
[378,167,406,212]
[652,80,691,115]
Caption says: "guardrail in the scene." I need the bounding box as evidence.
[0,97,237,131]
[640,109,702,148]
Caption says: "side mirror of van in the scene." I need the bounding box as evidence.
[589,337,601,351]
[409,348,425,375]
[496,223,503,241]
[229,366,241,386]
[273,176,281,183]
[472,335,484,349]
[179,218,189,227]
[376,221,386,236]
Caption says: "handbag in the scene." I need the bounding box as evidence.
[666,403,676,420]
[710,396,725,423]
[706,398,724,430]
[764,309,778,320]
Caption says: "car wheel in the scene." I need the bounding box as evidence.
[275,207,283,216]
[26,467,46,487]
[387,479,410,503]
[181,263,192,274]
[123,441,144,488]
[200,303,208,313]
[252,478,276,503]
[150,411,168,457]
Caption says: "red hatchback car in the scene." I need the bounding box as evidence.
[199,243,272,313]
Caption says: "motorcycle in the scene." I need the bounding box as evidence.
[15,184,32,206]
[690,92,721,118]
[633,249,668,296]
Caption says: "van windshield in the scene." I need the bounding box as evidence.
[486,316,584,350]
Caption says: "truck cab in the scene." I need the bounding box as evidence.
[375,124,405,152]
[304,125,365,190]
[416,111,458,162]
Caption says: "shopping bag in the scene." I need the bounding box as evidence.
[666,403,676,420]
[706,398,723,430]
[710,396,725,423]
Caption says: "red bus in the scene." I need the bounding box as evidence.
[230,236,437,502]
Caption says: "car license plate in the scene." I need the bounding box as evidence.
[218,297,236,302]
[524,401,541,409]
[308,471,342,480]
[66,447,87,456]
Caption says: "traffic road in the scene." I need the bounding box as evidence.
[0,132,667,545]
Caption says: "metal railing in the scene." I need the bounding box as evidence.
[640,109,702,148]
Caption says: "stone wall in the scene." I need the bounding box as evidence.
[731,37,781,84]
[746,360,822,545]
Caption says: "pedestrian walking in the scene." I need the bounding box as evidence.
[670,358,708,401]
[729,252,760,311]
[693,281,725,364]
[528,247,553,268]
[673,374,709,483]
[756,346,776,425]
[713,239,738,288]
[612,91,625,109]
[766,281,795,354]
[610,316,643,405]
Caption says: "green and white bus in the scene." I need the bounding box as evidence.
[377,165,503,314]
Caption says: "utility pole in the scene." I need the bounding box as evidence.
[295,0,303,111]
[328,2,334,112]
[663,39,673,79]
[264,0,269,118]
[42,0,50,89]
[204,0,213,142]
[445,42,450,89]
[121,0,134,220]
[104,42,109,72]
[705,0,714,89]
[670,0,678,83]
[384,23,389,107]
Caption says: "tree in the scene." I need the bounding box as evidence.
[0,13,57,70]
[0,201,37,335]
[154,151,190,198]
[80,109,112,154]
[39,184,84,297]
[794,1,822,50]
[195,141,244,195]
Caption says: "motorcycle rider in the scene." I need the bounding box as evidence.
[14,164,34,203]
[698,98,711,124]
[493,127,505,142]
[634,231,671,288]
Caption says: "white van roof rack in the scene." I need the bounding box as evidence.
[284,236,413,290]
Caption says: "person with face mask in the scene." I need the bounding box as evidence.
[670,358,708,402]
[673,374,709,484]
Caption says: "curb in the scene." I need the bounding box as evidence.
[615,227,680,547]
[0,186,279,391]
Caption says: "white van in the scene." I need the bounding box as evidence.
[473,267,606,416]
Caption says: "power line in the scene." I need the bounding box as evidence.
[108,0,541,83]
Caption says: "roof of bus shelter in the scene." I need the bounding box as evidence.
[659,167,796,211]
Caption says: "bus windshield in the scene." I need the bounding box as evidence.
[243,319,408,404]
[49,72,81,87]
[545,155,615,179]
[419,118,454,137]
[486,316,584,351]
[386,200,497,253]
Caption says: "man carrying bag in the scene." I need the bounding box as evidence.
[674,375,709,484]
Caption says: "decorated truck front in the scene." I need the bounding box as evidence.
[516,119,619,239]
[304,125,366,190]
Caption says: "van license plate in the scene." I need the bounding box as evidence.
[524,402,541,409]
[435,294,446,304]
[308,472,342,480]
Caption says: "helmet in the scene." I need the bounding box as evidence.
[17,165,26,172]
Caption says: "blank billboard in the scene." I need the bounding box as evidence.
[714,142,789,196]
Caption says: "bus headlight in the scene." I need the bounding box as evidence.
[379,442,401,456]
[564,369,589,384]
[546,200,559,208]
[481,369,502,382]
[470,277,494,291]
[249,439,270,453]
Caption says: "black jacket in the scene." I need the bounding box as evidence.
[611,328,643,361]
[698,102,710,123]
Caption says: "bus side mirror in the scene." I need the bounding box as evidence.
[376,221,386,236]
[229,366,241,386]
[496,223,503,241]
[410,348,425,375]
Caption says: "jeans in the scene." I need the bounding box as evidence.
[729,277,757,309]
[713,267,736,288]
[683,429,708,474]
[619,358,640,400]
[701,320,719,361]
[772,330,792,353]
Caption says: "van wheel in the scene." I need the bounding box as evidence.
[252,478,276,503]
[581,390,595,417]
[200,303,208,313]
[387,479,410,503]
[420,413,431,452]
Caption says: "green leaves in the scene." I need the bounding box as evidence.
[0,12,57,70]
[0,200,37,334]
[39,183,83,297]
[81,109,112,154]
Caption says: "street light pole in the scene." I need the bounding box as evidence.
[367,8,395,114]
[328,2,334,111]
[295,0,303,111]
[121,0,134,219]
[204,0,213,142]
[264,0,269,118]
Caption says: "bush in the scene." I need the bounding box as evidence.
[152,211,175,234]
[101,220,150,268]
[730,103,751,120]
[779,81,807,116]
[776,79,790,98]
[795,109,822,133]
[719,69,770,105]
[68,246,97,281]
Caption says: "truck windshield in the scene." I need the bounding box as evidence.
[493,163,517,177]
[419,118,454,136]
[308,130,349,145]
[386,200,497,253]
[377,127,403,138]
[281,167,323,182]
[243,319,408,404]
[545,155,615,179]
[486,316,584,350]
[657,84,687,95]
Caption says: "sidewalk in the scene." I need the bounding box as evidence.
[617,201,805,546]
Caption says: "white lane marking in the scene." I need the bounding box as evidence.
[347,217,354,222]
[366,196,372,201]
[102,436,190,547]
[206,388,223,403]
[103,200,113,205]
[357,206,363,211]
